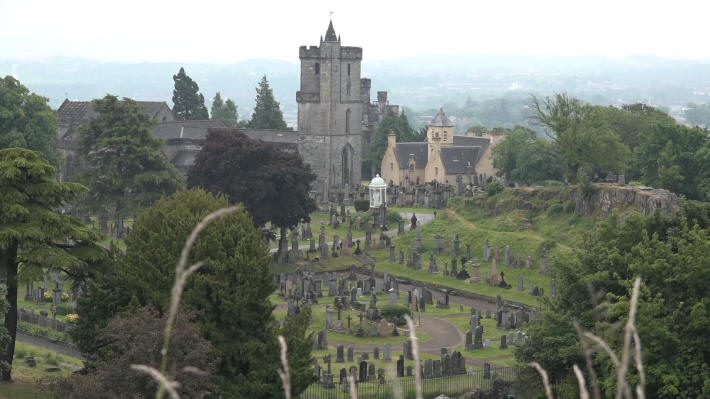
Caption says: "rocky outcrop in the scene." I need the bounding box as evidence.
[472,183,680,217]
[573,183,680,216]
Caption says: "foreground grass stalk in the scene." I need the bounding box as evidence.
[573,364,590,399]
[277,335,292,399]
[530,362,553,399]
[404,315,423,399]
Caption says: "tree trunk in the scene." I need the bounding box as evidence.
[1,240,18,381]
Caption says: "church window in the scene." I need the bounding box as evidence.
[347,63,351,75]
[345,109,351,133]
[315,63,320,74]
[435,167,439,176]
[390,162,393,171]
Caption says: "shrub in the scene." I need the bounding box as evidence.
[354,199,370,212]
[547,203,563,215]
[55,302,73,316]
[386,211,402,225]
[487,181,504,196]
[539,240,557,254]
[563,200,575,213]
[380,305,411,326]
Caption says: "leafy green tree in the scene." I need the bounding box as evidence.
[364,110,423,175]
[210,92,239,128]
[0,148,102,381]
[247,76,288,130]
[684,103,710,127]
[77,95,184,229]
[517,203,710,398]
[172,67,209,120]
[633,123,710,201]
[74,189,310,397]
[187,129,317,254]
[492,126,564,184]
[0,76,61,166]
[532,94,630,182]
[56,308,215,398]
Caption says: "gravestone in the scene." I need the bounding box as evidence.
[397,356,404,377]
[518,275,524,291]
[383,343,392,362]
[453,233,460,257]
[484,363,491,379]
[484,338,491,348]
[389,245,396,262]
[336,345,344,362]
[368,362,376,381]
[403,339,413,360]
[434,235,443,254]
[525,255,532,269]
[347,346,354,362]
[399,249,404,264]
[428,254,438,274]
[500,335,508,349]
[465,330,474,350]
[359,361,367,383]
[474,325,483,349]
[406,365,413,376]
[451,258,458,276]
[504,245,510,266]
[424,359,433,379]
[398,220,405,235]
[483,239,490,261]
[540,247,548,275]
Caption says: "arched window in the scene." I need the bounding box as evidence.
[345,109,351,133]
[315,63,320,74]
[435,167,439,176]
[390,162,393,171]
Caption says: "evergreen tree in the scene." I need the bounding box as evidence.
[248,76,288,130]
[77,95,184,228]
[172,67,208,120]
[0,148,103,381]
[278,306,317,396]
[73,189,306,397]
[210,92,239,128]
[0,76,61,166]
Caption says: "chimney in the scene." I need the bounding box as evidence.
[387,131,397,148]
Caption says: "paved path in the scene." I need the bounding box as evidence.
[16,331,84,360]
[270,212,435,254]
[327,314,464,355]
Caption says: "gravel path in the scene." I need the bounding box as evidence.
[16,331,84,360]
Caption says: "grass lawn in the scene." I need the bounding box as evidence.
[0,341,84,399]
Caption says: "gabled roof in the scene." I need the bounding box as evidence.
[429,108,454,127]
[440,146,480,174]
[57,99,172,126]
[453,135,490,161]
[324,20,338,42]
[152,120,226,140]
[394,142,428,169]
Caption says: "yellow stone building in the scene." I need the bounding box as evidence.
[380,109,503,186]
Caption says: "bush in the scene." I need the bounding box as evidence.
[386,211,402,225]
[547,203,563,215]
[380,305,411,326]
[487,181,504,196]
[354,199,370,212]
[563,200,575,213]
[539,240,557,254]
[55,302,73,316]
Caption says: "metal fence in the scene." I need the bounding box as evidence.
[17,308,75,332]
[300,366,518,399]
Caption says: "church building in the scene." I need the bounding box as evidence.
[380,109,501,186]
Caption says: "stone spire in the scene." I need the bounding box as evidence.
[324,20,338,42]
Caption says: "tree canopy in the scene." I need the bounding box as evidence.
[187,129,316,229]
[0,76,61,166]
[532,94,630,183]
[492,126,564,184]
[210,92,239,128]
[684,102,710,127]
[516,203,710,398]
[172,67,209,120]
[73,189,311,397]
[247,76,288,130]
[77,95,184,224]
[0,148,103,381]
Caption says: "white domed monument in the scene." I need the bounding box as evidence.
[368,174,388,228]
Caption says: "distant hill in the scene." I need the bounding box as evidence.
[2,54,709,128]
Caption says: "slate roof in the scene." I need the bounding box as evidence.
[429,108,454,127]
[152,120,226,140]
[57,99,171,127]
[324,21,338,41]
[453,135,490,161]
[395,142,428,169]
[440,146,480,174]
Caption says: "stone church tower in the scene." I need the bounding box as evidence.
[297,21,363,190]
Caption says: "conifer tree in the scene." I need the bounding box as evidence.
[0,148,103,381]
[77,95,184,228]
[210,92,239,128]
[248,76,288,130]
[172,67,208,120]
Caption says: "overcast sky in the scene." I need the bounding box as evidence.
[1,0,709,63]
